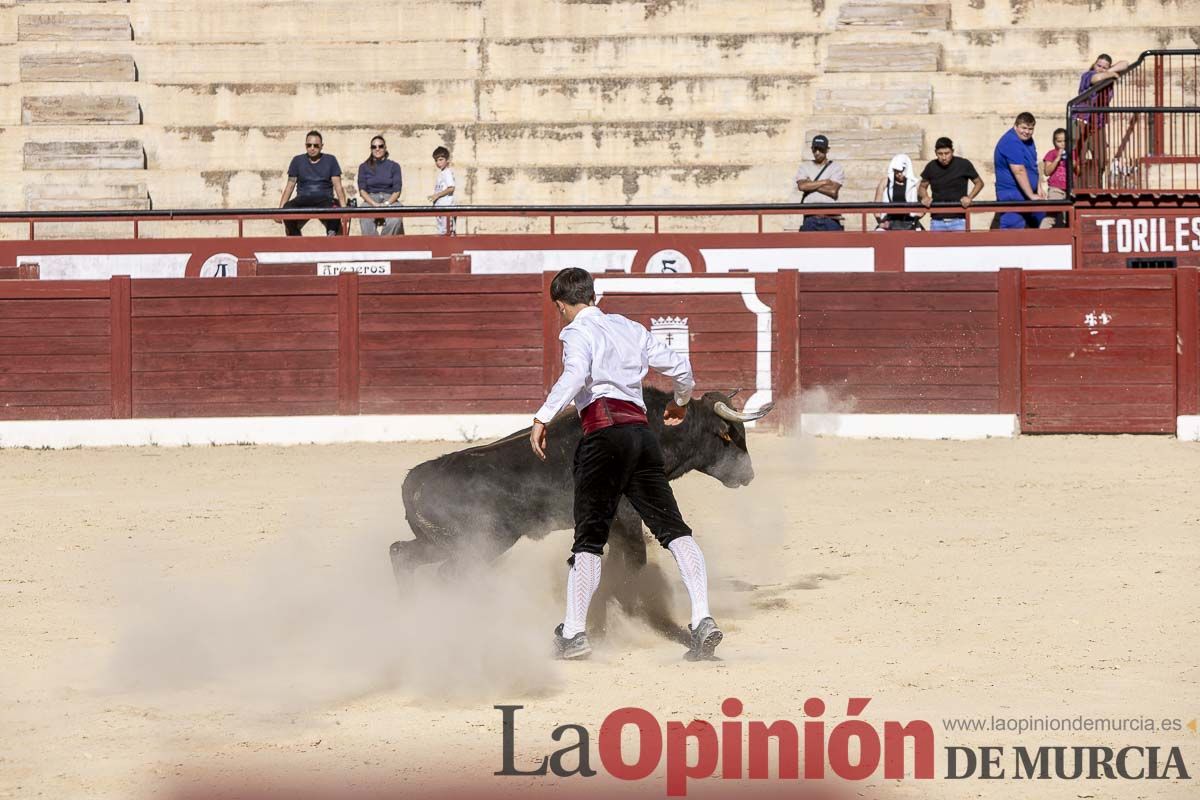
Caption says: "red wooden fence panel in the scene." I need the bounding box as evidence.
[797,272,1003,413]
[0,271,1193,434]
[1021,271,1177,433]
[0,280,112,420]
[129,277,340,418]
[358,274,543,414]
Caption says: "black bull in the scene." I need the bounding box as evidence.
[389,389,772,636]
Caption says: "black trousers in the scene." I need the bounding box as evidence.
[283,196,341,236]
[571,423,692,559]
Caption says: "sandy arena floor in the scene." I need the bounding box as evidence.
[1,433,1198,800]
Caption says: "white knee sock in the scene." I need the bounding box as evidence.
[668,537,711,629]
[562,552,602,638]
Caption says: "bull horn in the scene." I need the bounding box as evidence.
[714,400,774,423]
[726,387,743,399]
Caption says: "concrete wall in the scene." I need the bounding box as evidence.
[0,0,1192,226]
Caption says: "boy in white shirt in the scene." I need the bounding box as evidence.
[428,146,455,235]
[531,267,722,661]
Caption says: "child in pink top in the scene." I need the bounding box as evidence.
[1040,128,1069,228]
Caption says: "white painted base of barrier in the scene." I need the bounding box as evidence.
[1177,416,1200,441]
[22,412,1200,448]
[800,413,1019,440]
[0,414,533,449]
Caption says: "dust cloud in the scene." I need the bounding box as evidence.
[105,524,565,712]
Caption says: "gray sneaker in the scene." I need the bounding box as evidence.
[553,623,592,660]
[685,617,723,661]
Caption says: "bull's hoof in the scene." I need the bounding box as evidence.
[389,540,410,584]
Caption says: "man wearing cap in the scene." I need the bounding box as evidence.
[795,135,845,231]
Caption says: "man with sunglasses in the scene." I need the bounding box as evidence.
[794,134,845,232]
[278,130,347,236]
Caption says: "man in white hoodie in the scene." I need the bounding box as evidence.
[531,267,721,662]
[873,154,923,231]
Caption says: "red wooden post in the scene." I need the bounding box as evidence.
[774,269,799,434]
[236,257,258,277]
[449,253,471,274]
[109,275,132,419]
[874,236,905,272]
[1175,267,1198,416]
[541,270,561,395]
[17,262,38,280]
[996,268,1022,418]
[337,270,360,415]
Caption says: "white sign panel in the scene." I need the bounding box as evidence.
[316,261,392,276]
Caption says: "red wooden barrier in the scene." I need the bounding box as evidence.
[337,271,360,415]
[0,270,1193,434]
[357,274,543,414]
[130,277,341,418]
[776,270,799,433]
[0,279,112,420]
[0,264,39,280]
[1021,271,1177,433]
[797,272,1004,413]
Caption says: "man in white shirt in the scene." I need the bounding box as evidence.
[531,267,722,661]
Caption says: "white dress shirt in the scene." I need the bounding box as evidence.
[534,306,694,424]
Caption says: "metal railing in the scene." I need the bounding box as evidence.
[1068,49,1200,196]
[0,200,1074,241]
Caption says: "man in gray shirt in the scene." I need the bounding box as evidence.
[795,134,846,231]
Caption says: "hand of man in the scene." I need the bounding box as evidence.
[530,420,548,461]
[921,195,932,208]
[960,196,973,209]
[663,402,687,426]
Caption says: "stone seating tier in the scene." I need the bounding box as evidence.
[0,0,1188,213]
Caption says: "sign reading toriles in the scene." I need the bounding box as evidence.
[1093,216,1200,254]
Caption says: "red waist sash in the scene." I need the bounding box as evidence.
[580,397,648,435]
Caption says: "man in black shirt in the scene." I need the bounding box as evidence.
[918,137,985,232]
[278,130,347,236]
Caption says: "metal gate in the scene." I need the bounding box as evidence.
[1021,271,1177,433]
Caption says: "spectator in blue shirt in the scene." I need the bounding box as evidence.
[993,112,1044,229]
[278,130,346,236]
[357,135,404,236]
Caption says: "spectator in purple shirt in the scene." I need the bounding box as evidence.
[357,135,404,236]
[1073,53,1130,183]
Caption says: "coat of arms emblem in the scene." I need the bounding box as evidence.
[650,316,690,357]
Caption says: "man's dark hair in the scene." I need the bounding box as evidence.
[432,146,450,160]
[934,136,954,150]
[306,130,323,142]
[1015,111,1036,126]
[549,268,595,305]
[1097,53,1112,64]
